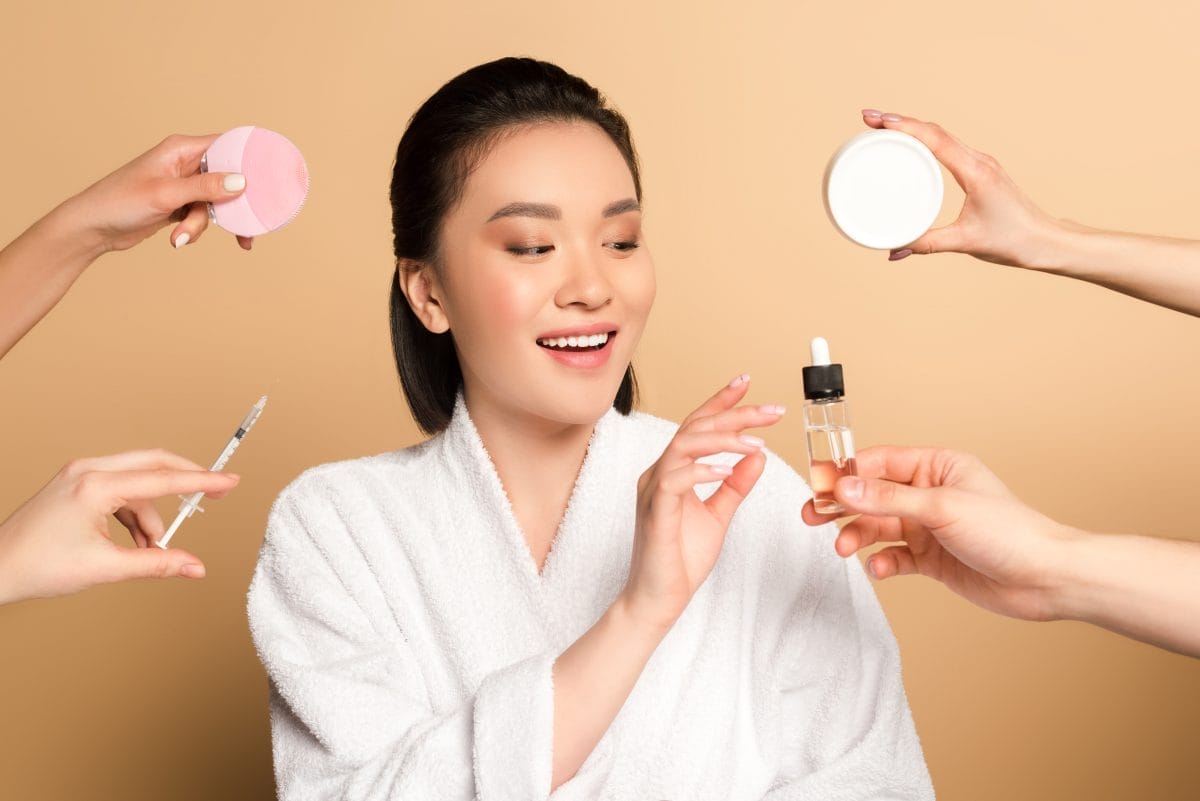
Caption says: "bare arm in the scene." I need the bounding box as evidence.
[0,133,249,359]
[1054,528,1200,656]
[550,377,781,787]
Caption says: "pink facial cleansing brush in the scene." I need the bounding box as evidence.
[202,126,309,237]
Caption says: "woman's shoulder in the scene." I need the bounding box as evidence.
[263,437,444,539]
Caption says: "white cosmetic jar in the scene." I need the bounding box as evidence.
[823,129,944,250]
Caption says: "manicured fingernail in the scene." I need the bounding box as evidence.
[223,173,246,192]
[739,434,765,448]
[759,404,787,416]
[862,108,882,118]
[889,248,913,261]
[881,113,903,122]
[173,232,190,249]
[709,463,733,476]
[866,556,880,578]
[840,476,865,500]
[180,564,206,579]
[728,373,750,388]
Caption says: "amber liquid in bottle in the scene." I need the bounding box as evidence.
[805,401,857,515]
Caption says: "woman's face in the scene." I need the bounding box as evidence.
[432,121,655,427]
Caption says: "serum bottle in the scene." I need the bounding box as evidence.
[803,337,857,514]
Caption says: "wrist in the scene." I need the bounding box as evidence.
[1040,524,1097,623]
[40,195,113,265]
[1028,218,1095,276]
[612,589,677,643]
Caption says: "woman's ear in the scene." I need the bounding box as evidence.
[397,259,450,334]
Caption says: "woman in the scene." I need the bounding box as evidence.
[248,59,932,800]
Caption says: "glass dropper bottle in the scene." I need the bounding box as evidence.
[803,337,858,514]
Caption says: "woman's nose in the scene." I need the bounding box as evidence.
[555,248,613,309]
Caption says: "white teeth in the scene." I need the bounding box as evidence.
[538,332,611,349]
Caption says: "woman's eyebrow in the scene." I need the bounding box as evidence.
[487,202,560,222]
[603,198,640,217]
[486,198,641,223]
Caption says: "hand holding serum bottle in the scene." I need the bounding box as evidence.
[803,337,857,514]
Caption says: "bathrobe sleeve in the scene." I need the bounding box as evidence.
[247,480,556,801]
[752,457,935,801]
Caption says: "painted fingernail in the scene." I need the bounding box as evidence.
[173,232,190,249]
[881,113,903,122]
[709,463,734,476]
[866,556,880,578]
[223,173,246,192]
[739,434,765,448]
[889,248,913,261]
[728,373,750,388]
[180,563,206,579]
[862,108,883,118]
[840,476,865,500]
[759,404,787,416]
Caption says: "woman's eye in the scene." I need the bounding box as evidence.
[606,240,640,253]
[507,245,554,257]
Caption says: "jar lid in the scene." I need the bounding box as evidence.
[823,129,944,250]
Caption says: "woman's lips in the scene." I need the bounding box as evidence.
[537,330,616,369]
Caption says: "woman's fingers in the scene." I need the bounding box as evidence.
[861,111,982,189]
[703,450,767,526]
[63,449,209,477]
[113,507,149,548]
[865,545,919,580]
[678,374,752,429]
[665,430,765,463]
[835,514,906,556]
[892,222,968,259]
[656,460,735,498]
[80,468,239,510]
[124,500,167,547]
[801,498,842,526]
[170,202,211,248]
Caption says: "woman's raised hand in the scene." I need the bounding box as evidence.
[619,375,784,632]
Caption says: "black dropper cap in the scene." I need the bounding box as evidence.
[803,337,845,400]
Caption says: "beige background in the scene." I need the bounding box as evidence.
[2,1,1198,798]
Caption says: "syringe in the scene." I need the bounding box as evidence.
[156,395,267,549]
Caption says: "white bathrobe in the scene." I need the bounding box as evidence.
[247,396,934,800]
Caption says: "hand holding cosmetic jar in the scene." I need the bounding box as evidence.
[823,129,944,250]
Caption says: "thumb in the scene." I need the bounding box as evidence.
[103,547,207,583]
[835,475,947,527]
[158,171,246,210]
[890,224,965,260]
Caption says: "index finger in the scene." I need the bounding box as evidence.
[68,449,209,477]
[678,373,752,429]
[155,133,222,176]
[864,113,981,189]
[852,445,945,487]
[94,468,240,507]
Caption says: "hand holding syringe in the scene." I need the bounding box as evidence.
[156,395,266,549]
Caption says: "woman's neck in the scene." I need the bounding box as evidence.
[463,388,598,572]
